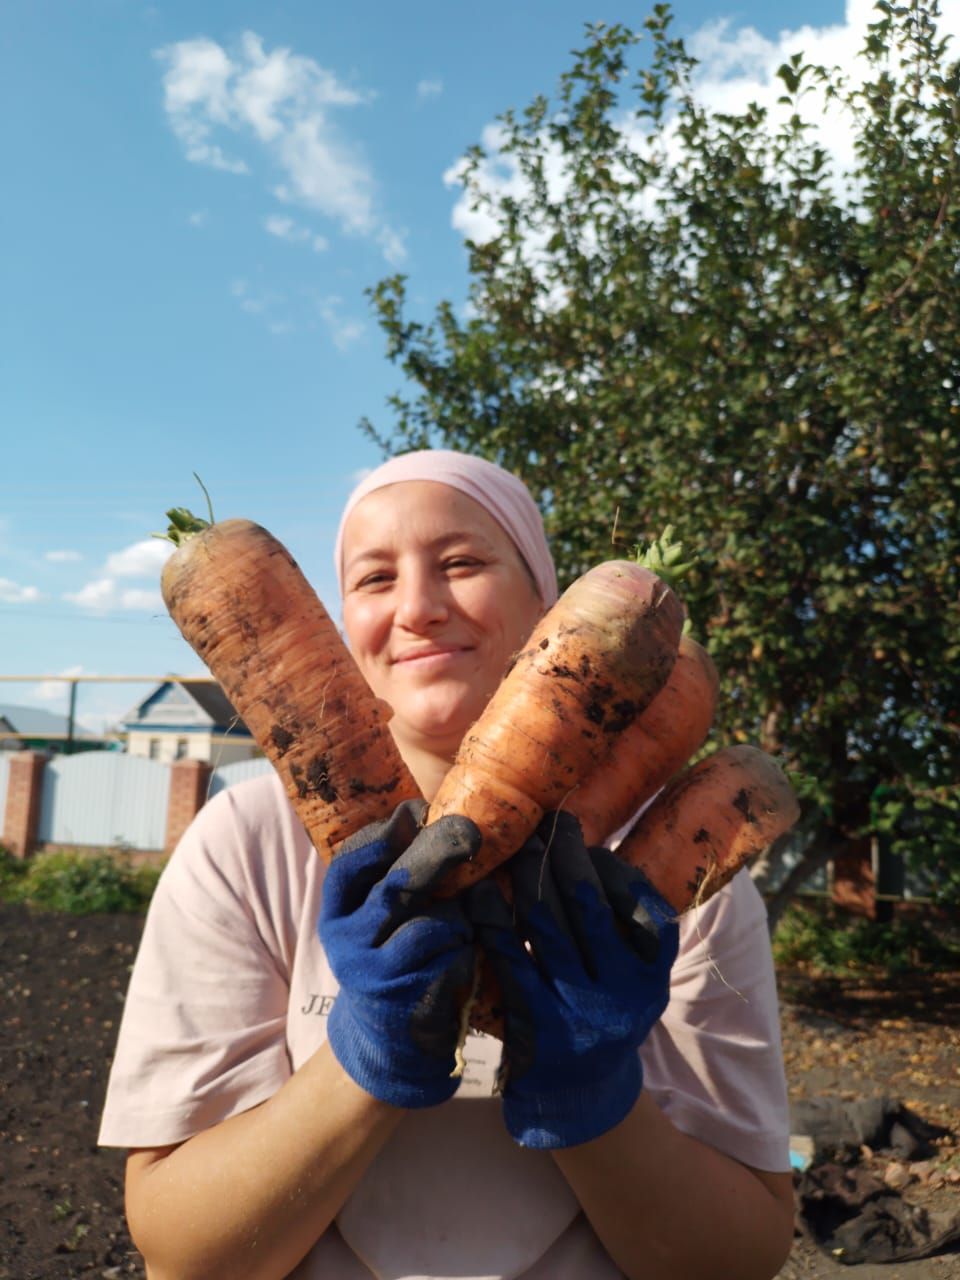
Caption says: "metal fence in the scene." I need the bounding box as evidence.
[0,753,10,826]
[36,751,171,852]
[209,757,274,798]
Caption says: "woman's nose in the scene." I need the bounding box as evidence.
[394,569,448,630]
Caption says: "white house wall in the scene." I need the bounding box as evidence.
[127,730,258,765]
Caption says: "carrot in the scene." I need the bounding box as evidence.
[467,743,799,1035]
[158,512,420,856]
[615,743,800,913]
[567,632,719,846]
[428,559,686,892]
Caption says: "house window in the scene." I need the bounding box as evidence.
[175,738,189,760]
[148,739,161,760]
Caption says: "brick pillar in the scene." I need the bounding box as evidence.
[832,837,876,919]
[2,751,48,859]
[165,759,212,854]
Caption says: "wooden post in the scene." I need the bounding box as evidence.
[2,751,48,859]
[164,759,212,854]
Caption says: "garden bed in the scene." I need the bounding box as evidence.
[1,898,958,1278]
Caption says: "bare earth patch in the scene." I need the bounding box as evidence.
[2,899,958,1278]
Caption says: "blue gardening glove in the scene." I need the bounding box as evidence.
[319,799,481,1109]
[466,812,679,1149]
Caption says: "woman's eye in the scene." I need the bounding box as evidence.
[443,556,483,572]
[355,570,393,590]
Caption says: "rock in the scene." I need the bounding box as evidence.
[883,1161,912,1190]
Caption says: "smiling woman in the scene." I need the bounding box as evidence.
[340,479,545,793]
[100,448,794,1280]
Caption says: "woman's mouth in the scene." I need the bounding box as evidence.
[393,645,469,666]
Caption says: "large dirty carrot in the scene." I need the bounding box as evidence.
[615,743,800,913]
[158,512,420,856]
[430,559,686,892]
[468,743,799,1035]
[567,632,719,846]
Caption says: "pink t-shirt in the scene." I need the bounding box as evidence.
[99,773,790,1279]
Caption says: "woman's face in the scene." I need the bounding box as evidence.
[340,480,545,760]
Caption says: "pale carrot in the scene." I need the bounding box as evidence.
[615,743,801,913]
[429,559,685,891]
[568,632,719,846]
[159,513,420,856]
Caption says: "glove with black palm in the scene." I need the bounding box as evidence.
[466,811,679,1149]
[320,800,480,1109]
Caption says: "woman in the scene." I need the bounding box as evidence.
[99,450,794,1280]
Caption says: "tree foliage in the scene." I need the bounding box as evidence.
[362,2,960,901]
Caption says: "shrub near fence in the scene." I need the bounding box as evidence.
[1,750,934,914]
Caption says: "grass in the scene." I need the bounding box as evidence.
[772,900,960,976]
[0,846,163,915]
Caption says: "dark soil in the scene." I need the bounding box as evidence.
[1,898,959,1279]
[1,902,141,1278]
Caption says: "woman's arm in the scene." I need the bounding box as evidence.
[126,1040,402,1280]
[467,820,794,1279]
[552,1092,794,1280]
[125,802,481,1280]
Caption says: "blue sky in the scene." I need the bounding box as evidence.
[3,0,952,733]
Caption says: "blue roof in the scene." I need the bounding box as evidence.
[0,703,100,739]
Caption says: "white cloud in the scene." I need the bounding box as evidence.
[332,320,364,350]
[445,121,565,246]
[188,209,209,227]
[44,549,82,563]
[417,79,443,100]
[263,213,319,248]
[34,665,86,703]
[156,31,405,260]
[105,538,173,578]
[377,226,407,266]
[65,579,164,612]
[231,277,288,325]
[64,578,117,609]
[315,295,365,351]
[263,213,330,254]
[64,539,171,612]
[0,577,40,604]
[445,0,960,244]
[120,587,166,610]
[264,213,304,240]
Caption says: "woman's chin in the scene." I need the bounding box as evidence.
[391,698,480,759]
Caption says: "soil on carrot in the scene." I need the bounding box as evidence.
[1,898,958,1279]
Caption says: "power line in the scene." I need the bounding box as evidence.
[0,607,175,625]
[0,675,214,683]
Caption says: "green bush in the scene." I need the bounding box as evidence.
[773,903,960,976]
[0,848,163,915]
[0,847,29,899]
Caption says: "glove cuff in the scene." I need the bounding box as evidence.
[502,1051,642,1150]
[326,997,461,1109]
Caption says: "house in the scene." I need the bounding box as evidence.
[0,703,105,754]
[122,679,260,765]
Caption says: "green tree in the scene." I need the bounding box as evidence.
[363,2,960,911]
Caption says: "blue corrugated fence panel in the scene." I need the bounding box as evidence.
[37,752,171,851]
[0,753,10,831]
[209,758,274,798]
